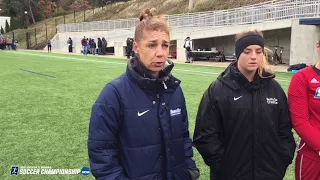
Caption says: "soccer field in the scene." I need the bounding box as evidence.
[0,51,296,179]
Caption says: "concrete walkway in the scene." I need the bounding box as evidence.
[19,49,289,72]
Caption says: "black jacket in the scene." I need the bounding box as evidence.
[98,39,102,48]
[193,62,296,180]
[91,41,96,48]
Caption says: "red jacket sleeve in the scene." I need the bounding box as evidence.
[288,72,320,152]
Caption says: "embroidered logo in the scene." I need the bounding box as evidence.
[234,96,243,101]
[170,108,181,116]
[314,87,320,98]
[137,110,150,116]
[266,98,278,104]
[310,78,319,84]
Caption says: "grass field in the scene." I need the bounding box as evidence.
[0,50,296,179]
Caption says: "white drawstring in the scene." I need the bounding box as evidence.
[297,143,306,152]
[162,81,167,89]
[296,138,306,152]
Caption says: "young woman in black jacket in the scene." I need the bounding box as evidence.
[193,29,296,180]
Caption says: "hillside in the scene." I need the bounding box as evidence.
[4,0,270,49]
[87,0,268,21]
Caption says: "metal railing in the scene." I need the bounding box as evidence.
[57,0,320,33]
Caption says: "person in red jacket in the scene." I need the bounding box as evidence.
[288,40,320,180]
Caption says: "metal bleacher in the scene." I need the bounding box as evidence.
[56,0,320,33]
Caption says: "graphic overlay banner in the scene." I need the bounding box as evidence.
[10,166,90,177]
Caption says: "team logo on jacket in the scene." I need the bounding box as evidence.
[266,98,278,104]
[170,108,181,116]
[314,87,320,98]
[310,78,320,84]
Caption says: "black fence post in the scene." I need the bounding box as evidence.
[35,28,37,45]
[55,18,57,33]
[45,23,48,41]
[26,32,30,49]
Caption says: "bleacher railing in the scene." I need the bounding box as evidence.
[57,0,320,33]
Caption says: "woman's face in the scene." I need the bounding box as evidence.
[133,30,170,77]
[237,45,264,73]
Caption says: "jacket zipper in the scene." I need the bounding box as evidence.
[252,92,255,179]
[258,90,263,142]
[157,93,168,179]
[162,81,167,89]
[253,89,263,179]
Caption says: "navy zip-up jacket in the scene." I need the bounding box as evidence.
[88,58,198,180]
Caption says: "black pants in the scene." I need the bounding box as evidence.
[48,45,51,52]
[127,47,132,59]
[102,47,106,55]
[68,45,72,53]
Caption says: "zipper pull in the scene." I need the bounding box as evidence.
[162,81,167,89]
[157,94,160,99]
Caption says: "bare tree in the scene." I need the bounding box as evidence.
[188,0,193,10]
[70,0,91,11]
[28,0,36,24]
[21,0,37,24]
[57,0,74,11]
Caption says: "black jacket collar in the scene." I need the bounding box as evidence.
[217,61,275,91]
[126,56,180,93]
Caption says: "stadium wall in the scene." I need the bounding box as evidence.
[51,18,320,66]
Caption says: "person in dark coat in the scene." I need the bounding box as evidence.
[81,36,88,55]
[102,37,107,55]
[97,38,102,55]
[47,40,51,53]
[88,7,199,180]
[67,37,73,53]
[91,39,96,55]
[126,37,133,59]
[193,29,296,180]
[131,38,135,58]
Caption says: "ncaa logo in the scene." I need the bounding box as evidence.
[315,87,320,98]
[10,166,19,176]
[81,167,90,177]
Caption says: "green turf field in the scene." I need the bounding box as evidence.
[0,50,296,179]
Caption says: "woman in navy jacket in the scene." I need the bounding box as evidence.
[88,8,199,180]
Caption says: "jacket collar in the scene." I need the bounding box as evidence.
[126,56,180,93]
[217,61,275,91]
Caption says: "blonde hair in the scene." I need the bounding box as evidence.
[134,8,170,42]
[235,29,274,77]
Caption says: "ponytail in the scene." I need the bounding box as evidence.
[258,47,274,77]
